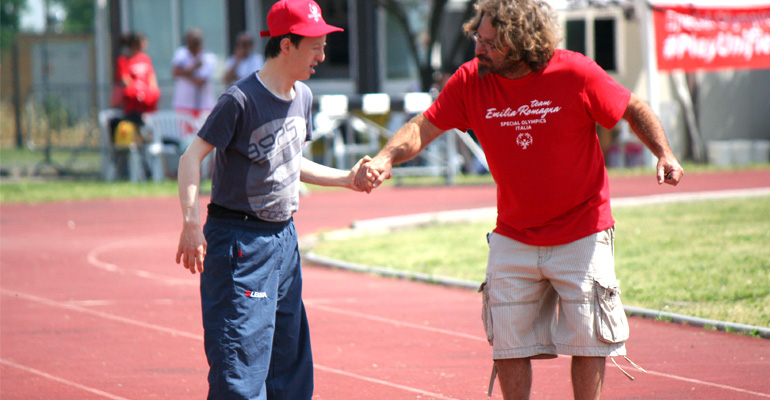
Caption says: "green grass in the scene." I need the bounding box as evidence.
[615,197,770,327]
[0,147,102,174]
[310,196,770,328]
[0,147,197,203]
[313,221,493,282]
[0,179,184,203]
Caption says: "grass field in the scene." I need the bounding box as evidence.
[310,196,770,330]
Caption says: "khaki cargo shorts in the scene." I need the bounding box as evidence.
[480,228,628,360]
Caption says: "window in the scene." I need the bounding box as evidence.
[563,10,622,73]
[593,18,616,71]
[566,19,586,56]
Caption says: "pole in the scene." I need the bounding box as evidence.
[636,0,660,167]
[12,38,23,149]
[353,0,381,94]
[95,0,109,110]
[34,0,64,175]
[42,0,52,165]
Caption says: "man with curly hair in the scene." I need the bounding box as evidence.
[358,0,683,399]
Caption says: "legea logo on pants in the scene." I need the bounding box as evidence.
[245,291,268,298]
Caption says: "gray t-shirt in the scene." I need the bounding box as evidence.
[199,74,312,222]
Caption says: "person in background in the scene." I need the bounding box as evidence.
[171,28,217,122]
[119,32,160,126]
[109,32,160,180]
[224,32,265,86]
[357,0,684,399]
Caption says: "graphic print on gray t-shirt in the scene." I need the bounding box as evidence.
[245,115,305,221]
[198,74,313,222]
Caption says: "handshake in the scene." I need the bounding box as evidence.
[349,155,391,194]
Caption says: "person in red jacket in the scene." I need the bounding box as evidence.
[119,32,160,126]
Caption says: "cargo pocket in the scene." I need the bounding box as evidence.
[594,278,629,344]
[479,280,494,346]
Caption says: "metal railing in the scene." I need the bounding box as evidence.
[309,95,489,185]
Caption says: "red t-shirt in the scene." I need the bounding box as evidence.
[115,55,127,82]
[424,50,630,246]
[121,52,159,114]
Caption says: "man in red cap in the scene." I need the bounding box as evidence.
[175,1,358,399]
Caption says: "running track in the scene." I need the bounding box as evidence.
[1,169,769,399]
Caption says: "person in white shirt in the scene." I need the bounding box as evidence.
[171,28,217,120]
[224,32,265,86]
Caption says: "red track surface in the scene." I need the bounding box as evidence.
[2,169,769,399]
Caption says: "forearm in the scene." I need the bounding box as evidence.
[377,113,440,166]
[178,151,203,228]
[300,157,354,189]
[172,65,189,79]
[623,94,684,184]
[173,64,201,82]
[623,94,674,159]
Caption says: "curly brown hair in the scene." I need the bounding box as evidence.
[463,0,562,72]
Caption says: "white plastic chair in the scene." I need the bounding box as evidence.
[362,93,391,115]
[145,110,203,182]
[403,92,433,114]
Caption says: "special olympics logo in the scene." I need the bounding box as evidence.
[516,133,533,149]
[308,4,322,22]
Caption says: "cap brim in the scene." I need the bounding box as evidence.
[260,24,343,38]
[291,24,343,37]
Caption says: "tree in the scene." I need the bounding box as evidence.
[0,0,26,55]
[375,0,475,91]
[57,0,93,33]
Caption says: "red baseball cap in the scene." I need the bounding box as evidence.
[260,0,343,38]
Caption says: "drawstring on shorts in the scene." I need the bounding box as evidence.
[487,362,497,397]
[610,355,647,380]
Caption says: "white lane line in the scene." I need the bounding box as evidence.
[5,289,768,398]
[67,299,118,307]
[1,289,462,399]
[305,302,486,342]
[1,289,201,340]
[0,358,132,400]
[646,370,770,398]
[314,364,463,400]
[86,237,195,287]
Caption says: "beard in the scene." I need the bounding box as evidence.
[477,55,493,78]
[477,55,525,78]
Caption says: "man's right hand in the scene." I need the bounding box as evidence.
[176,225,206,274]
[355,156,392,193]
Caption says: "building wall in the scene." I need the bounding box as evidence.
[697,69,770,142]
